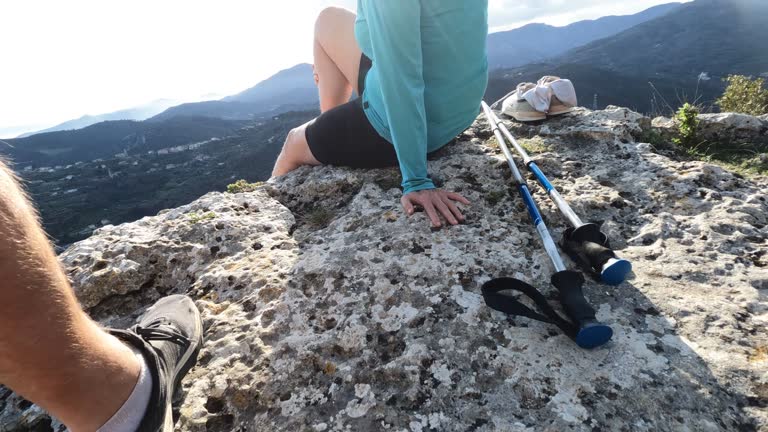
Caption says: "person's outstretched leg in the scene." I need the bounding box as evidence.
[0,160,146,431]
[314,6,362,112]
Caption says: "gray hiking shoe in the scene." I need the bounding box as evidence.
[110,295,203,432]
[501,82,546,122]
[539,76,577,116]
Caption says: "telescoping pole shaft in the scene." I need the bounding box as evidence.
[484,105,632,286]
[487,108,584,228]
[481,102,565,273]
[482,102,613,348]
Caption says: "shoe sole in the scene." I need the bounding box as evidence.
[548,107,575,116]
[507,112,547,122]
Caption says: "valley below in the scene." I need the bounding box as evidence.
[15,111,316,246]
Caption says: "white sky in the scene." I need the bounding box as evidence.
[0,0,688,137]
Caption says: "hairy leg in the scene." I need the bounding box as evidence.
[0,159,140,431]
[314,6,363,112]
[272,121,320,177]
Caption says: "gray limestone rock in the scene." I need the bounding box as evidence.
[2,107,767,431]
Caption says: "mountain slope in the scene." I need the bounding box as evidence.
[487,3,681,69]
[11,110,316,245]
[559,0,768,77]
[2,116,247,165]
[224,63,316,104]
[17,99,182,138]
[150,64,317,122]
[487,0,768,114]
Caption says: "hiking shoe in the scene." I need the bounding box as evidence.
[538,76,577,116]
[502,82,546,122]
[109,295,203,432]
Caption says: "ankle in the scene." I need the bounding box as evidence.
[56,325,143,431]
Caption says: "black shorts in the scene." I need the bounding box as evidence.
[306,54,400,168]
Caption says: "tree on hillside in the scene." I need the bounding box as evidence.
[716,75,768,116]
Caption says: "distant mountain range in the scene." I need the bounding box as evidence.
[148,64,317,122]
[559,0,768,78]
[1,65,318,165]
[17,99,183,138]
[486,0,768,114]
[486,3,681,70]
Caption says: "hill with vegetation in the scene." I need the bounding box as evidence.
[486,3,681,69]
[1,116,248,165]
[14,110,316,245]
[486,0,768,114]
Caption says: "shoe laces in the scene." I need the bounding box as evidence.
[133,319,190,349]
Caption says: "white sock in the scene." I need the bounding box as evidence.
[97,347,153,432]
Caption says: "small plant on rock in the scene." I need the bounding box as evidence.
[519,137,549,154]
[716,75,768,116]
[188,211,217,224]
[673,103,702,153]
[226,179,262,194]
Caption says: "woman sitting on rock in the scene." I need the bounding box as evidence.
[272,0,489,228]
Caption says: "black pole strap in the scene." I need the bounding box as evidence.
[481,278,579,340]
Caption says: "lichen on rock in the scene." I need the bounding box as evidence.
[1,107,767,431]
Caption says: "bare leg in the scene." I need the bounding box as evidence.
[0,159,140,431]
[271,7,362,178]
[314,6,363,113]
[272,121,321,177]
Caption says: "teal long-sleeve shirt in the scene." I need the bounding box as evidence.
[355,0,489,194]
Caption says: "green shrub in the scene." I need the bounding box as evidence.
[226,179,262,194]
[716,75,768,116]
[673,103,701,151]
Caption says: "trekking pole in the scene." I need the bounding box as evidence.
[485,106,632,286]
[480,101,612,349]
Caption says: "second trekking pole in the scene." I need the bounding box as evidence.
[485,107,632,286]
[480,101,613,349]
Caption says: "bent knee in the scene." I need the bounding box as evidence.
[315,6,353,38]
[284,127,303,152]
[283,126,318,165]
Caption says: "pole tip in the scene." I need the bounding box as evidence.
[576,322,614,349]
[600,258,633,286]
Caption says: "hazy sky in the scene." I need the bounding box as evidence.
[0,0,687,136]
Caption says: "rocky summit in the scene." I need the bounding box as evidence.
[1,107,767,432]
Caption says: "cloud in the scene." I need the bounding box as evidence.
[488,0,686,29]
